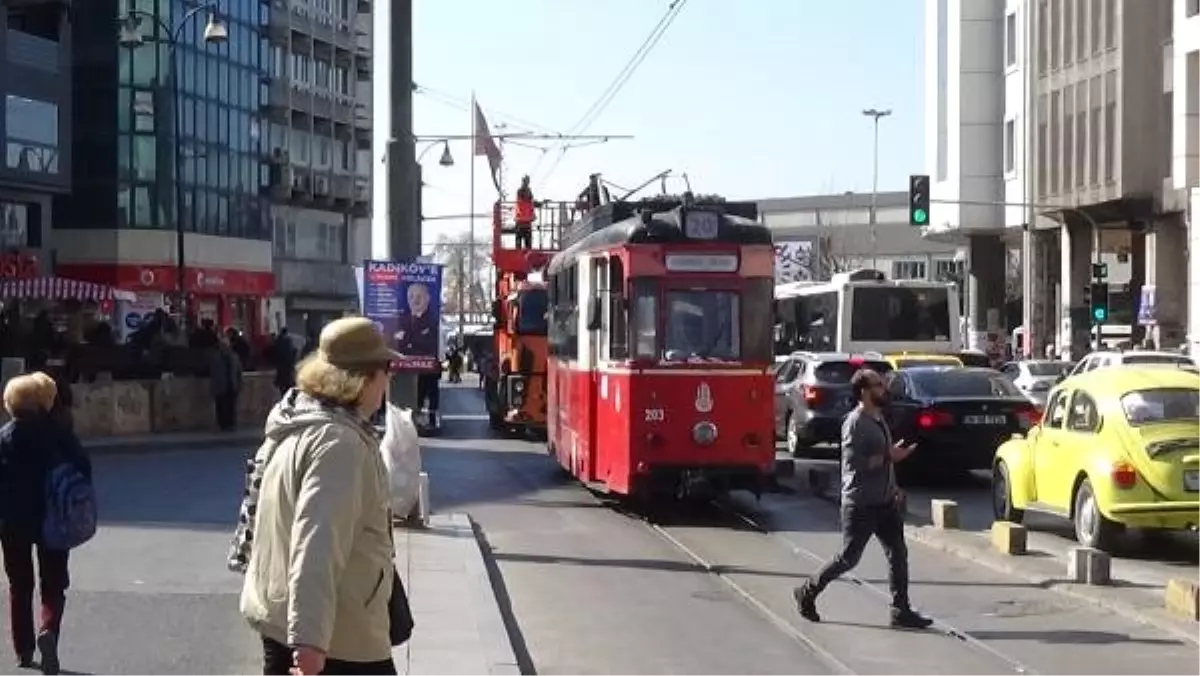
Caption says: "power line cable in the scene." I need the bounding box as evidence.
[531,0,688,184]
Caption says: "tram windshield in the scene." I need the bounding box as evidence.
[663,290,740,361]
[515,288,548,335]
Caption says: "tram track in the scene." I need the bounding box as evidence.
[610,496,1036,675]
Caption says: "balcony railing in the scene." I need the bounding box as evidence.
[5,30,59,73]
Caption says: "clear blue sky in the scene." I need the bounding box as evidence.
[412,0,925,244]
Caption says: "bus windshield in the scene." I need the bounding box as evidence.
[850,286,952,342]
[663,290,740,361]
[515,288,548,335]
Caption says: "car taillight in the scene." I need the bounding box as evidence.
[1111,461,1138,489]
[917,409,955,429]
[803,385,821,405]
[1016,405,1042,429]
[849,358,864,367]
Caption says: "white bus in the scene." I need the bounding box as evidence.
[774,269,962,356]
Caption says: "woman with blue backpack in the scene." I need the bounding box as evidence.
[0,373,94,676]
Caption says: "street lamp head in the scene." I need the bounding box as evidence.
[117,14,145,48]
[438,141,454,167]
[202,12,228,44]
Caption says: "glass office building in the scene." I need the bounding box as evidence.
[65,0,270,241]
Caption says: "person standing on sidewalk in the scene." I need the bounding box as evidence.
[0,374,91,674]
[211,335,243,431]
[793,368,933,630]
[240,317,400,675]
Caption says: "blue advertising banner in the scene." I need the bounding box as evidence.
[362,259,443,371]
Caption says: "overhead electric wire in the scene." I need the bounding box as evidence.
[531,0,688,184]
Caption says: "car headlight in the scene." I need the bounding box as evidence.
[692,421,718,446]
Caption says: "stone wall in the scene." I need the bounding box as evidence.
[71,372,277,440]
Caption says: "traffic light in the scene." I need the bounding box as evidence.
[908,174,930,226]
[1090,282,1109,323]
[1091,262,1108,280]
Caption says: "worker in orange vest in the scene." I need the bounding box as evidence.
[514,175,537,249]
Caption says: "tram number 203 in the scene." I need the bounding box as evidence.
[644,408,665,422]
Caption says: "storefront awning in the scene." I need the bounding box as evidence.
[0,277,137,302]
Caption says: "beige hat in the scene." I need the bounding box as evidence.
[318,317,403,368]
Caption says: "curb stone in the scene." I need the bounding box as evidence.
[903,522,1200,646]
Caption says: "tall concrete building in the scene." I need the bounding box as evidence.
[0,0,71,280]
[263,0,372,336]
[922,1,1013,353]
[926,0,1183,359]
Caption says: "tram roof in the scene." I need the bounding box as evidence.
[547,204,773,275]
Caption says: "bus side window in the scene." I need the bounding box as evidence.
[608,257,628,360]
[631,278,658,360]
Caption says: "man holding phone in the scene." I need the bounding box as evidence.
[794,367,933,630]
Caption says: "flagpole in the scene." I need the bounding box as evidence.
[464,91,475,338]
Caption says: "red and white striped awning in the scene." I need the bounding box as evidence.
[0,277,137,302]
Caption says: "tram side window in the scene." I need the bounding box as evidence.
[548,262,579,359]
[631,278,658,360]
[796,290,839,350]
[742,279,774,363]
[607,258,628,360]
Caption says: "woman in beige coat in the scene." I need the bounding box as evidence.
[239,317,399,675]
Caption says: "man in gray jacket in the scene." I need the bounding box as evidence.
[793,367,933,630]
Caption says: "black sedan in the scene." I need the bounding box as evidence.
[882,366,1040,480]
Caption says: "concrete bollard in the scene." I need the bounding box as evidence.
[1164,578,1200,620]
[930,499,959,529]
[417,471,431,527]
[990,521,1028,555]
[1067,546,1111,585]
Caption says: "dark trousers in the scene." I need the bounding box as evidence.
[261,636,396,675]
[416,374,440,413]
[515,223,532,249]
[807,502,910,610]
[0,533,69,657]
[215,392,238,430]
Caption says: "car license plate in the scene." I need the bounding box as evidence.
[964,414,1007,425]
[1185,470,1199,492]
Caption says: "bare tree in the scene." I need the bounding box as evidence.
[432,232,492,315]
[816,234,856,277]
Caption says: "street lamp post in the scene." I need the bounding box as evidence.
[862,108,891,271]
[118,5,227,326]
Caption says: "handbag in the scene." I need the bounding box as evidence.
[388,566,415,646]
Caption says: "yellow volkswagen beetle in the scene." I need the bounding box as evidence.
[992,366,1199,551]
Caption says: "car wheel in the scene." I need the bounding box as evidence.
[991,462,1025,524]
[1073,478,1121,551]
[786,414,806,456]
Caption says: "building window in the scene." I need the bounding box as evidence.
[5,95,59,174]
[891,260,927,281]
[1104,101,1116,182]
[1104,0,1115,50]
[1037,120,1048,196]
[1038,1,1048,74]
[1063,0,1073,65]
[1090,0,1101,55]
[1089,75,1101,185]
[1049,91,1060,193]
[1005,12,1018,67]
[1077,0,1087,60]
[1189,0,1199,18]
[1050,0,1059,70]
[933,259,963,282]
[1076,109,1087,186]
[1004,119,1016,173]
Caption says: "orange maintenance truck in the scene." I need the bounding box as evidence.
[484,198,571,437]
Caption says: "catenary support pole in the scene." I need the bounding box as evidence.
[384,0,417,409]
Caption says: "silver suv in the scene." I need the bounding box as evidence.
[774,352,892,455]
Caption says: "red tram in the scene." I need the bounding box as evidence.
[545,186,777,499]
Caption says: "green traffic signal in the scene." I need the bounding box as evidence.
[912,208,928,225]
[1092,307,1107,322]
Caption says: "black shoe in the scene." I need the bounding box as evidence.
[36,631,58,675]
[890,607,933,630]
[793,586,821,622]
[16,651,33,668]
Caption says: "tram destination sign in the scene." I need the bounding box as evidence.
[665,253,739,273]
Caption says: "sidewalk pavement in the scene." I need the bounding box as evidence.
[82,428,262,453]
[394,513,521,676]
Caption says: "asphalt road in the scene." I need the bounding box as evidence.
[428,381,1200,675]
[0,447,262,675]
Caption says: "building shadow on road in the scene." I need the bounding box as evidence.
[491,550,809,582]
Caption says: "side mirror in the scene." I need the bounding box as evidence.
[586,296,602,331]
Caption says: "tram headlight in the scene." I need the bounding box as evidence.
[692,421,718,446]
